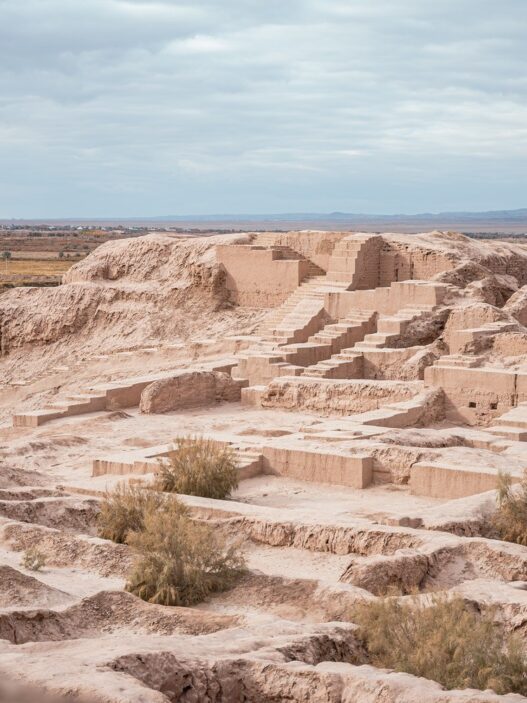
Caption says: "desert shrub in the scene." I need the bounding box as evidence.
[352,594,527,695]
[22,547,46,571]
[126,502,245,606]
[97,482,184,544]
[492,471,527,545]
[156,436,238,499]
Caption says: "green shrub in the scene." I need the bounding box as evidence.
[352,594,527,695]
[126,501,245,607]
[156,436,238,499]
[22,547,46,571]
[492,471,527,545]
[97,482,183,544]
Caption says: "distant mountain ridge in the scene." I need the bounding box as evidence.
[152,208,527,223]
[2,209,526,235]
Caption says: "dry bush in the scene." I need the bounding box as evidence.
[352,595,527,695]
[492,471,527,545]
[21,547,46,571]
[156,436,238,499]
[97,482,182,544]
[126,501,245,606]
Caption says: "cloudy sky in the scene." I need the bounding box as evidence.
[1,0,526,217]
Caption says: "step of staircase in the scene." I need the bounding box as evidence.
[354,333,398,349]
[486,426,527,442]
[491,404,527,430]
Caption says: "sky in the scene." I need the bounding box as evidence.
[0,0,526,218]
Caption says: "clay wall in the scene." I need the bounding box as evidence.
[352,236,383,289]
[447,327,496,355]
[261,444,373,489]
[260,377,422,416]
[261,231,346,271]
[216,245,309,307]
[424,364,527,425]
[325,281,447,319]
[327,235,382,288]
[104,381,151,410]
[410,462,520,499]
[379,241,457,286]
[480,254,527,287]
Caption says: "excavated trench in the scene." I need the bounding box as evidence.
[0,487,64,501]
[205,572,372,623]
[110,626,366,703]
[340,540,527,596]
[212,516,426,556]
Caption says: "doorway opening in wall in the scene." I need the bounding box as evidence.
[469,401,477,408]
[490,402,498,410]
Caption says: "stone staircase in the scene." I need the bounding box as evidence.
[327,233,382,288]
[12,359,239,429]
[348,390,436,429]
[353,305,437,350]
[302,349,364,380]
[251,236,327,278]
[13,392,108,428]
[237,272,365,384]
[254,235,325,270]
[487,403,527,442]
[308,311,377,354]
[302,312,376,379]
[257,275,329,345]
[269,245,325,276]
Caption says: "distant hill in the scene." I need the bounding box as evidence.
[152,208,527,223]
[2,209,526,234]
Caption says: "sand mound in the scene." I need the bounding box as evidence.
[0,466,48,489]
[0,488,64,501]
[0,590,238,645]
[379,429,467,449]
[0,233,262,372]
[140,370,244,413]
[465,274,519,307]
[504,285,527,326]
[0,498,100,533]
[0,565,70,609]
[2,522,132,577]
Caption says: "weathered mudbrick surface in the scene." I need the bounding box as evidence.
[3,229,527,701]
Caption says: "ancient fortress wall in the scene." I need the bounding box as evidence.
[327,235,383,288]
[325,280,446,319]
[216,245,310,306]
[379,241,457,285]
[261,444,373,489]
[218,233,463,311]
[260,377,422,416]
[424,364,527,425]
[254,231,346,271]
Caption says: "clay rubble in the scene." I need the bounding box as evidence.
[2,230,527,700]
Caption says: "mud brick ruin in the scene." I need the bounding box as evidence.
[3,229,527,700]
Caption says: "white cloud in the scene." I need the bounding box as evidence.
[0,0,525,216]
